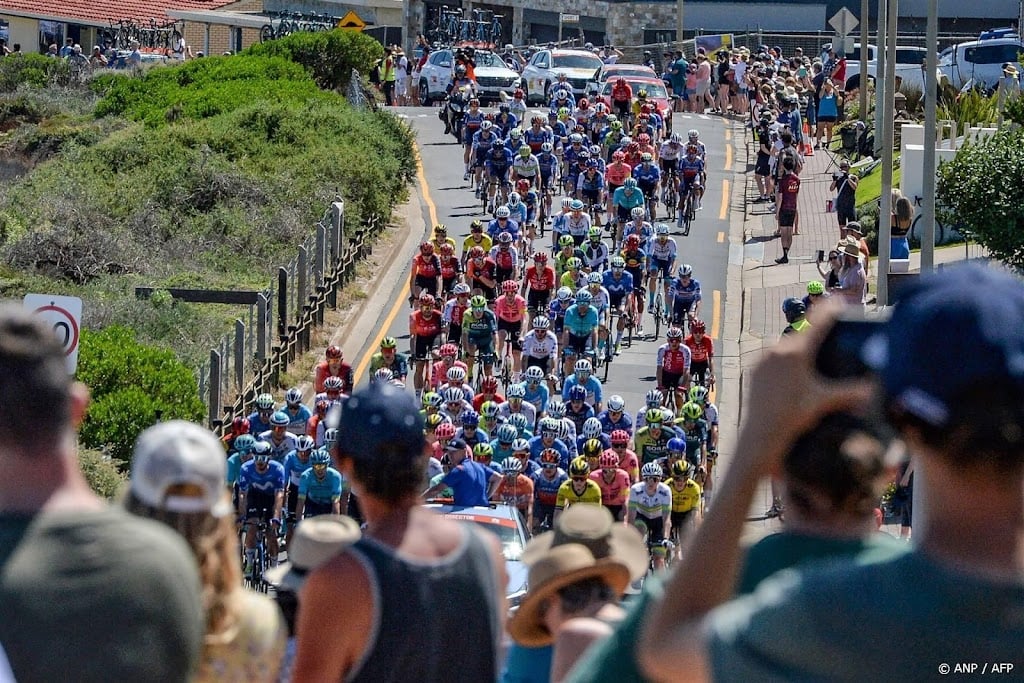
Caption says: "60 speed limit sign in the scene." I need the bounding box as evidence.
[24,294,83,374]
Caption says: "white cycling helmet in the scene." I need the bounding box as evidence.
[631,206,646,218]
[641,462,663,479]
[443,387,465,403]
[574,358,593,375]
[607,395,625,412]
[446,366,467,383]
[507,383,526,399]
[525,366,545,382]
[496,206,511,218]
[678,264,693,277]
[582,417,603,438]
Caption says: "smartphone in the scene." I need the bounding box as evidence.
[816,249,825,263]
[815,316,884,379]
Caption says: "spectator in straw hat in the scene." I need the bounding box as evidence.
[125,420,286,682]
[841,221,871,276]
[507,505,647,682]
[833,240,866,305]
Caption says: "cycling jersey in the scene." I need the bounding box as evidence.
[259,430,298,462]
[612,186,646,212]
[554,248,586,279]
[489,245,519,272]
[430,359,467,389]
[547,300,572,329]
[462,234,492,257]
[620,248,647,273]
[583,241,610,271]
[439,256,461,283]
[592,469,631,506]
[670,478,702,513]
[226,452,248,487]
[410,310,443,338]
[532,469,568,507]
[676,419,709,463]
[298,467,345,505]
[685,334,714,363]
[563,213,592,239]
[577,170,605,193]
[493,113,518,135]
[522,381,550,415]
[527,436,570,470]
[657,343,692,373]
[283,405,312,436]
[632,163,661,186]
[562,374,603,407]
[669,277,702,310]
[597,409,633,436]
[623,221,654,250]
[560,271,586,294]
[513,154,540,178]
[678,156,705,180]
[497,473,534,508]
[562,304,599,337]
[486,147,513,173]
[461,308,498,340]
[466,257,497,285]
[537,152,559,180]
[629,481,672,519]
[239,460,286,496]
[495,294,527,323]
[487,218,521,241]
[443,296,469,327]
[648,237,677,263]
[564,402,594,437]
[633,426,673,465]
[605,161,632,186]
[659,141,683,162]
[522,331,559,359]
[412,253,441,279]
[556,479,603,509]
[525,265,555,292]
[523,127,552,153]
[497,402,537,428]
[602,270,634,305]
[605,447,639,481]
[282,450,312,487]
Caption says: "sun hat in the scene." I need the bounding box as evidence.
[129,420,233,517]
[507,505,647,646]
[863,265,1024,428]
[329,382,424,462]
[266,515,361,592]
[845,221,863,235]
[840,242,862,258]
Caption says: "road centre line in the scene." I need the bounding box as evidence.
[711,290,721,340]
[719,179,730,220]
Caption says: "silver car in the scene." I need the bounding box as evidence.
[520,48,605,104]
[418,49,521,105]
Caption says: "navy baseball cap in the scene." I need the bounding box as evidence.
[329,383,423,460]
[863,265,1024,427]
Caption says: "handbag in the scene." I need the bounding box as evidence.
[825,198,835,213]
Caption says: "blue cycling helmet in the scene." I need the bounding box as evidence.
[270,411,290,427]
[569,385,588,401]
[667,437,687,453]
[310,449,332,465]
[497,423,518,444]
[461,410,480,427]
[232,434,256,454]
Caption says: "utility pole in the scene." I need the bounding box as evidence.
[877,0,898,306]
[921,0,938,272]
[873,0,886,156]
[677,0,685,53]
[860,0,869,123]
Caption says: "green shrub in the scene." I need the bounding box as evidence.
[77,326,205,463]
[78,448,127,498]
[0,54,70,91]
[244,29,382,91]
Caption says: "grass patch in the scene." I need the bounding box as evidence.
[855,163,901,208]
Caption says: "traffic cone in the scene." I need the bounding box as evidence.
[802,121,814,156]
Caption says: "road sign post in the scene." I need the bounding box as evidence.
[558,13,578,44]
[23,293,83,374]
[828,7,859,36]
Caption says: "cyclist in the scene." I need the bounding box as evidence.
[441,365,475,404]
[583,226,610,273]
[282,387,311,436]
[461,220,492,267]
[321,376,346,406]
[559,256,587,294]
[676,144,706,225]
[598,394,633,435]
[368,336,409,385]
[522,251,555,316]
[610,77,633,119]
[594,451,632,521]
[536,142,560,220]
[562,199,592,248]
[456,411,489,450]
[442,284,471,347]
[584,272,612,358]
[494,279,528,372]
[471,123,502,198]
[479,401,503,437]
[659,133,684,203]
[313,345,353,394]
[440,386,472,425]
[667,460,702,550]
[484,138,513,213]
[295,448,347,520]
[471,441,500,473]
[547,400,578,453]
[238,442,285,578]
[409,241,442,305]
[622,206,654,254]
[521,314,559,379]
[601,256,634,354]
[523,114,553,155]
[488,206,521,243]
[473,375,505,413]
[512,145,540,189]
[281,434,314,545]
[465,246,498,302]
[607,429,639,482]
[554,457,603,522]
[647,223,677,314]
[223,415,251,453]
[493,102,518,137]
[632,152,661,217]
[430,342,466,392]
[528,417,570,470]
[576,160,605,215]
[547,286,575,340]
[260,410,299,462]
[461,98,486,179]
[489,230,520,285]
[461,294,498,382]
[489,423,520,465]
[684,319,716,389]
[521,365,551,418]
[549,85,576,113]
[530,448,567,533]
[560,290,600,379]
[611,178,646,246]
[634,408,676,466]
[437,243,462,297]
[409,293,444,396]
[620,234,648,331]
[627,462,673,570]
[495,457,534,527]
[430,223,457,254]
[604,150,633,227]
[667,264,702,330]
[564,384,596,437]
[499,383,537,428]
[635,389,662,429]
[657,326,692,408]
[562,354,604,413]
[686,128,707,159]
[554,235,586,283]
[690,383,720,459]
[674,400,709,474]
[577,419,612,457]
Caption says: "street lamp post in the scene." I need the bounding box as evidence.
[920,0,938,272]
[677,0,685,53]
[876,0,898,306]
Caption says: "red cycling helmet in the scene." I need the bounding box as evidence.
[578,98,589,109]
[533,251,548,263]
[436,422,456,440]
[502,280,519,294]
[516,179,531,194]
[469,246,485,259]
[440,243,454,256]
[626,234,640,249]
[690,319,707,334]
[514,88,524,99]
[326,345,343,359]
[419,293,436,307]
[481,376,499,392]
[439,343,459,357]
[599,452,619,469]
[612,150,625,161]
[610,429,630,446]
[231,416,250,434]
[420,241,434,254]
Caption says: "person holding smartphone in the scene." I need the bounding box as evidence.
[829,159,858,238]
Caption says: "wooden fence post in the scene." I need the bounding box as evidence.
[208,349,221,427]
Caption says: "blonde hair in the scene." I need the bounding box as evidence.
[892,190,914,227]
[123,489,243,641]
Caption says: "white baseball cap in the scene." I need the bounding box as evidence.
[266,515,361,592]
[129,420,232,517]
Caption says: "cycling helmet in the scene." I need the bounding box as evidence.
[655,223,670,236]
[323,428,339,444]
[556,89,570,100]
[496,206,511,219]
[672,460,693,479]
[547,401,566,418]
[807,280,825,295]
[574,358,593,375]
[373,367,394,383]
[588,272,603,285]
[570,199,585,211]
[588,226,603,240]
[446,366,467,383]
[612,150,626,161]
[516,179,531,194]
[480,401,500,419]
[270,411,290,427]
[480,120,494,131]
[583,438,604,457]
[690,319,707,334]
[497,423,518,444]
[295,434,315,452]
[589,144,602,156]
[625,234,640,249]
[666,326,684,339]
[644,408,664,425]
[284,387,303,406]
[502,279,519,294]
[532,315,550,330]
[578,98,590,109]
[511,438,530,453]
[782,297,806,323]
[640,152,653,163]
[610,256,626,269]
[481,376,499,392]
[630,206,646,219]
[255,393,275,410]
[568,385,588,402]
[502,456,524,474]
[670,132,683,144]
[439,243,455,257]
[455,63,467,76]
[558,234,575,248]
[689,385,710,404]
[469,246,485,259]
[686,144,699,155]
[582,417,603,438]
[556,286,574,302]
[525,366,545,382]
[533,251,548,264]
[433,223,447,236]
[423,391,443,408]
[510,128,523,139]
[569,457,591,477]
[688,129,699,139]
[439,343,459,358]
[424,413,445,429]
[231,416,250,434]
[540,141,554,153]
[419,293,436,308]
[540,448,560,466]
[470,295,488,308]
[599,452,619,470]
[498,102,511,113]
[645,389,664,407]
[461,410,480,427]
[607,395,625,412]
[436,422,457,440]
[661,407,675,423]
[508,412,529,432]
[252,441,273,460]
[678,264,693,277]
[681,401,704,420]
[539,417,560,434]
[610,429,630,446]
[443,387,465,404]
[233,434,256,454]
[667,437,686,453]
[641,462,663,479]
[623,177,639,190]
[507,383,526,399]
[473,442,494,461]
[491,138,505,149]
[323,376,344,393]
[311,449,331,466]
[420,241,435,255]
[575,290,592,304]
[610,120,623,131]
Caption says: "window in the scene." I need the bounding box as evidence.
[535,52,550,68]
[552,54,603,70]
[895,48,926,65]
[847,45,874,62]
[963,43,1023,65]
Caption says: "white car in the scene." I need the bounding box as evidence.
[520,48,605,105]
[830,42,928,91]
[418,49,521,105]
[937,36,1024,90]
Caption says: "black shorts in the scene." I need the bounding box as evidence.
[637,515,666,544]
[414,274,438,295]
[661,369,684,389]
[303,499,334,518]
[472,282,496,301]
[245,490,276,521]
[605,503,624,521]
[467,337,495,360]
[447,323,463,345]
[671,509,695,530]
[533,502,556,527]
[489,166,509,181]
[527,289,551,311]
[607,182,622,197]
[581,188,601,205]
[286,482,300,519]
[836,200,856,225]
[690,360,710,385]
[613,100,630,117]
[414,334,439,361]
[754,157,770,176]
[778,209,797,228]
[625,267,644,288]
[525,355,552,372]
[498,318,524,350]
[442,275,459,294]
[566,332,590,355]
[496,266,515,284]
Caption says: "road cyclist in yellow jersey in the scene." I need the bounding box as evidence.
[553,456,602,522]
[667,459,702,558]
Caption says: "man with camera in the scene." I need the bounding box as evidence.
[829,159,858,238]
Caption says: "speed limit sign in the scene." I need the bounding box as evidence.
[24,293,83,374]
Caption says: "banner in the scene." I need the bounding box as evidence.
[695,34,734,59]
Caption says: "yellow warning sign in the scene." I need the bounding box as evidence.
[337,10,366,31]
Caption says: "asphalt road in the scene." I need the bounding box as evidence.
[355,105,736,419]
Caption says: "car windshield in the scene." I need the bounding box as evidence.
[603,80,669,98]
[475,52,508,69]
[553,54,604,70]
[470,519,525,560]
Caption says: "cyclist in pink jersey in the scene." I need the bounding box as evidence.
[495,279,528,374]
[592,451,632,520]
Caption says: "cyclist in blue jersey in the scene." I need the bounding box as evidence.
[296,449,347,519]
[686,128,707,161]
[560,289,600,378]
[521,365,551,417]
[612,178,647,247]
[246,392,276,437]
[282,434,315,543]
[623,208,654,254]
[561,134,585,191]
[461,294,499,382]
[462,98,486,179]
[226,433,256,490]
[485,139,514,213]
[632,152,662,218]
[530,448,568,532]
[528,418,571,468]
[523,115,553,153]
[547,285,574,337]
[668,263,702,330]
[506,191,528,227]
[602,255,634,353]
[576,160,605,213]
[493,102,518,136]
[472,121,502,196]
[487,207,520,243]
[677,144,706,225]
[536,141,559,197]
[647,223,678,315]
[562,358,604,411]
[238,442,285,577]
[598,394,634,435]
[548,85,577,112]
[282,387,312,435]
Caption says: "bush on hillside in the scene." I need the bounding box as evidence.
[77,326,205,464]
[79,448,127,498]
[0,53,71,91]
[245,29,382,92]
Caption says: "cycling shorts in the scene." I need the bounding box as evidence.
[496,266,516,284]
[671,509,695,530]
[303,499,334,518]
[415,274,439,294]
[525,355,552,373]
[467,336,495,357]
[616,205,635,222]
[648,258,672,278]
[473,283,497,302]
[413,334,439,361]
[527,289,551,310]
[245,490,276,521]
[605,503,624,521]
[637,514,666,545]
[661,370,684,389]
[660,159,679,177]
[625,266,645,287]
[446,322,463,345]
[498,318,524,350]
[638,181,658,199]
[489,166,509,180]
[580,188,602,205]
[565,332,591,355]
[285,482,300,519]
[540,171,554,189]
[690,360,710,385]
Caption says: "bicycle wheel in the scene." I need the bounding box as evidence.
[653,298,662,339]
[260,24,275,42]
[602,340,611,382]
[625,312,634,348]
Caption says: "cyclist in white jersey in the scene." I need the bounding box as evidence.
[659,133,684,203]
[564,199,592,246]
[512,145,541,184]
[627,462,673,570]
[646,223,678,314]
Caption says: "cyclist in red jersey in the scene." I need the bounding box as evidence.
[522,252,556,315]
[437,243,462,297]
[465,246,498,302]
[431,343,467,391]
[684,319,715,389]
[494,457,534,529]
[608,429,640,482]
[495,279,528,373]
[314,344,353,394]
[656,326,692,407]
[592,451,632,520]
[409,242,442,304]
[409,293,444,396]
[472,376,506,412]
[604,150,633,221]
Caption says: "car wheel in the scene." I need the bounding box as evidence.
[419,80,430,106]
[524,84,534,105]
[544,81,553,102]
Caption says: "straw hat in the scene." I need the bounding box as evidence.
[841,241,862,258]
[266,515,361,592]
[1004,63,1019,77]
[507,506,647,647]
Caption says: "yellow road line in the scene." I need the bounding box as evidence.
[725,128,732,142]
[717,231,725,243]
[719,178,730,220]
[354,146,435,382]
[711,290,721,340]
[725,142,733,171]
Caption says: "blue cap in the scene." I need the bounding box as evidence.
[330,383,423,460]
[863,265,1024,426]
